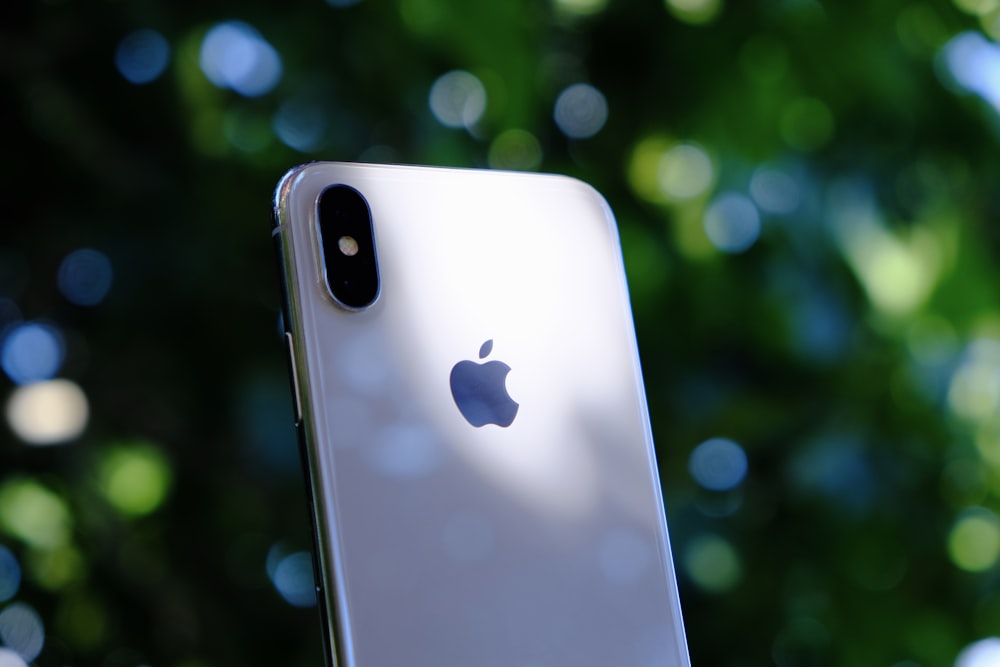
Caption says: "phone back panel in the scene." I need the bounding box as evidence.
[273,163,689,667]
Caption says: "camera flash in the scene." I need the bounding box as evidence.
[338,235,359,256]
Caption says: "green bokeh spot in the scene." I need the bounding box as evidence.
[0,479,73,549]
[98,443,173,518]
[948,507,1000,572]
[684,534,742,593]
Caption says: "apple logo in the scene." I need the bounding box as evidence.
[449,339,519,428]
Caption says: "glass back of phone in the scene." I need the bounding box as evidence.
[274,163,690,667]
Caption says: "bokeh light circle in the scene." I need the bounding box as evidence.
[429,70,487,129]
[703,192,761,253]
[957,637,1000,667]
[1,323,64,385]
[98,444,172,517]
[58,248,113,306]
[555,0,608,16]
[271,551,316,607]
[0,547,20,603]
[0,480,72,549]
[683,534,742,593]
[948,340,1000,422]
[114,29,170,85]
[658,143,714,200]
[554,83,608,139]
[0,648,27,667]
[273,99,327,153]
[948,506,1000,572]
[666,0,722,24]
[199,21,283,97]
[942,31,1000,111]
[0,603,44,663]
[689,437,748,491]
[954,0,1000,18]
[488,129,542,171]
[6,379,89,445]
[749,166,802,214]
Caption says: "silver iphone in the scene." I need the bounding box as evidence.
[272,162,690,667]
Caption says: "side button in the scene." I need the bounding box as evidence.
[284,332,303,425]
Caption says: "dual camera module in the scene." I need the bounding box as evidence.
[317,185,379,310]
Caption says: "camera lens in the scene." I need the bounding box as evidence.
[317,185,379,309]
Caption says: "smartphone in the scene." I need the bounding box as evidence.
[272,162,690,667]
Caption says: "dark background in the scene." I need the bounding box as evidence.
[3,0,1000,665]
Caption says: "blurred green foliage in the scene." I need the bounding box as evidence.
[3,0,1000,665]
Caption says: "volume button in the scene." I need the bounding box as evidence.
[284,332,303,425]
